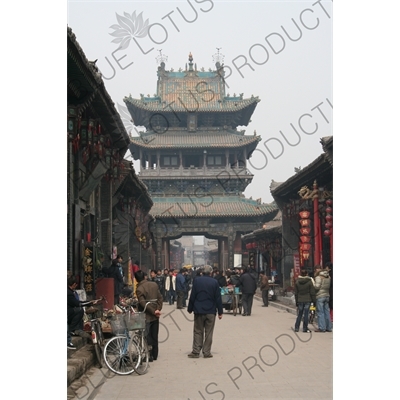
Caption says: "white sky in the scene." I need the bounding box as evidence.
[67,0,333,203]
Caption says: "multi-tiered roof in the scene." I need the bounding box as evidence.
[125,54,277,219]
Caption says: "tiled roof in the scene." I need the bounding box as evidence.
[67,26,130,151]
[149,196,278,218]
[124,59,260,128]
[242,211,282,239]
[124,94,260,113]
[130,131,260,149]
[113,160,153,211]
[271,136,333,198]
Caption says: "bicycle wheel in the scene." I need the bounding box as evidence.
[93,322,104,368]
[103,335,139,375]
[130,333,149,375]
[231,295,237,316]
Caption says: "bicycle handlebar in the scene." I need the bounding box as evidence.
[141,300,158,313]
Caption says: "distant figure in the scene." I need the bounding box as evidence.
[176,268,186,309]
[214,270,227,288]
[165,269,176,305]
[187,265,223,358]
[259,271,270,307]
[109,257,124,305]
[162,269,169,302]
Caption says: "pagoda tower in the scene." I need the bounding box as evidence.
[125,53,278,270]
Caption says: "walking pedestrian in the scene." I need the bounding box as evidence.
[187,265,223,358]
[294,269,316,332]
[314,266,332,332]
[237,266,257,316]
[134,270,163,361]
[162,269,169,302]
[165,269,176,305]
[259,271,270,307]
[176,268,186,309]
[183,269,191,307]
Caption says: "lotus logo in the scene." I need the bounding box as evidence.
[109,12,150,50]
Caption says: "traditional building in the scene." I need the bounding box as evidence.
[241,211,283,278]
[270,136,333,287]
[125,53,278,271]
[67,27,152,295]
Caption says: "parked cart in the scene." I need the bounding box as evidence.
[221,287,242,316]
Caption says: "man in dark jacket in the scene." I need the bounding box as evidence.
[67,276,100,338]
[237,266,257,316]
[176,268,186,309]
[294,269,316,332]
[259,271,270,307]
[214,270,227,288]
[135,270,163,361]
[109,258,124,306]
[187,265,223,358]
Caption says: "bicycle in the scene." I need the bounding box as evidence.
[103,303,141,375]
[308,303,317,327]
[128,300,158,375]
[84,296,107,368]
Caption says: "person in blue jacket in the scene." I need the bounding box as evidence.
[176,268,186,309]
[187,265,223,359]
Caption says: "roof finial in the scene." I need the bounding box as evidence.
[156,49,168,67]
[213,47,224,68]
[188,52,194,71]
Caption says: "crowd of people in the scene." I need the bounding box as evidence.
[68,257,332,359]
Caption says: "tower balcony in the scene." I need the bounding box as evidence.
[138,165,254,179]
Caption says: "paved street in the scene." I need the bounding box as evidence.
[70,298,332,400]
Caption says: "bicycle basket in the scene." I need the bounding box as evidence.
[110,314,127,335]
[125,312,146,330]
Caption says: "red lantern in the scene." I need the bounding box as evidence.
[325,222,332,229]
[326,215,333,222]
[324,229,332,236]
[300,219,311,227]
[325,207,333,214]
[300,228,311,235]
[326,199,333,206]
[300,236,311,243]
[300,243,312,251]
[299,211,310,219]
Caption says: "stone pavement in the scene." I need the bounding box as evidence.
[68,296,333,400]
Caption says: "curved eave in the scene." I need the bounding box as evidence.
[149,198,278,219]
[129,133,261,153]
[124,96,259,113]
[124,97,259,128]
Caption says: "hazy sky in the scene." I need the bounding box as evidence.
[67,0,332,203]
